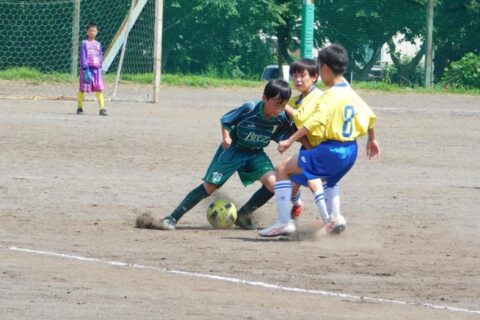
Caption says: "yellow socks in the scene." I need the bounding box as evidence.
[96,92,105,109]
[77,91,107,115]
[77,91,85,109]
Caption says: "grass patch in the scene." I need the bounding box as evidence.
[352,81,480,94]
[0,67,479,94]
[161,74,260,88]
[0,67,76,83]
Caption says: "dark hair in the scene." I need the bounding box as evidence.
[264,79,291,101]
[317,44,348,75]
[289,58,319,77]
[86,22,98,31]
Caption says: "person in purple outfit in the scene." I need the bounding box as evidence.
[77,22,107,116]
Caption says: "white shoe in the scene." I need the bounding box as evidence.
[321,215,347,234]
[259,221,296,237]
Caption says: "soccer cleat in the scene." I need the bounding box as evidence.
[99,108,108,116]
[291,204,303,219]
[235,214,257,230]
[76,108,84,114]
[321,215,347,234]
[159,216,177,230]
[258,221,296,237]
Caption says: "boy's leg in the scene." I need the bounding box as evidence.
[161,183,216,230]
[96,91,107,116]
[290,183,303,219]
[77,91,85,114]
[236,172,275,230]
[259,155,301,237]
[307,179,330,223]
[323,183,346,234]
[324,183,340,220]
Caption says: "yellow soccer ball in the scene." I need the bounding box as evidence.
[206,199,237,229]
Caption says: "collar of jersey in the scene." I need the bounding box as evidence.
[258,100,267,119]
[295,86,318,105]
[333,82,349,87]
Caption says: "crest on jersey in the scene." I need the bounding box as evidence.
[212,171,223,183]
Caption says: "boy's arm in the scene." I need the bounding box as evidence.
[80,41,88,69]
[278,126,309,154]
[366,127,381,159]
[221,102,253,129]
[99,43,103,65]
[284,105,297,118]
[297,136,312,150]
[221,126,232,149]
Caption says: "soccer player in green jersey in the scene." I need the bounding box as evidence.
[140,79,295,230]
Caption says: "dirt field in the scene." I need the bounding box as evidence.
[1,85,479,319]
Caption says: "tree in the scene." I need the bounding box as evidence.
[161,0,292,78]
[434,0,480,81]
[316,0,426,81]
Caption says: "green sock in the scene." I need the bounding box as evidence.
[237,185,274,216]
[171,184,210,221]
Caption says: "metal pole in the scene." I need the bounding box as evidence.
[425,0,434,88]
[71,0,80,76]
[112,0,136,100]
[300,0,314,59]
[153,0,164,103]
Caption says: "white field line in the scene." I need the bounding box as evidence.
[373,106,480,116]
[7,246,480,315]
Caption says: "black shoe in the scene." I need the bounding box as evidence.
[235,214,257,230]
[76,108,83,114]
[99,109,108,116]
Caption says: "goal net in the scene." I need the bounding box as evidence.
[0,0,155,102]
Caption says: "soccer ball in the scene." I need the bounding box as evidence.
[207,199,237,229]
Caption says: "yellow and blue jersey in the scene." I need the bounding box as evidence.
[221,101,294,150]
[288,87,325,147]
[303,82,376,144]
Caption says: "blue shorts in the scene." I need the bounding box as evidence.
[290,140,357,188]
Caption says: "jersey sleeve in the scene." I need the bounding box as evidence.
[99,42,103,65]
[301,99,328,134]
[80,41,88,69]
[271,116,294,143]
[220,102,255,131]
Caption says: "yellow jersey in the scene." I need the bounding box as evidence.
[288,87,325,147]
[302,82,376,145]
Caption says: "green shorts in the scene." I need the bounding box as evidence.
[203,145,274,187]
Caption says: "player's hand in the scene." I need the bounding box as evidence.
[221,137,232,149]
[366,139,381,159]
[278,139,292,154]
[83,68,92,84]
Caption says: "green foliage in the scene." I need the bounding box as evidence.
[161,74,260,87]
[434,0,480,81]
[162,0,282,78]
[441,53,480,88]
[0,67,75,82]
[0,67,260,88]
[384,57,425,87]
[2,66,480,93]
[316,0,425,69]
[2,0,480,87]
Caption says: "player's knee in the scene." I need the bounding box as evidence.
[203,182,219,195]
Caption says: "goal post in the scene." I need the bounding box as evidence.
[153,0,164,103]
[0,0,159,103]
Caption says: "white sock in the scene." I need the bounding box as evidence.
[274,180,292,224]
[313,186,330,223]
[291,191,302,206]
[325,184,340,220]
